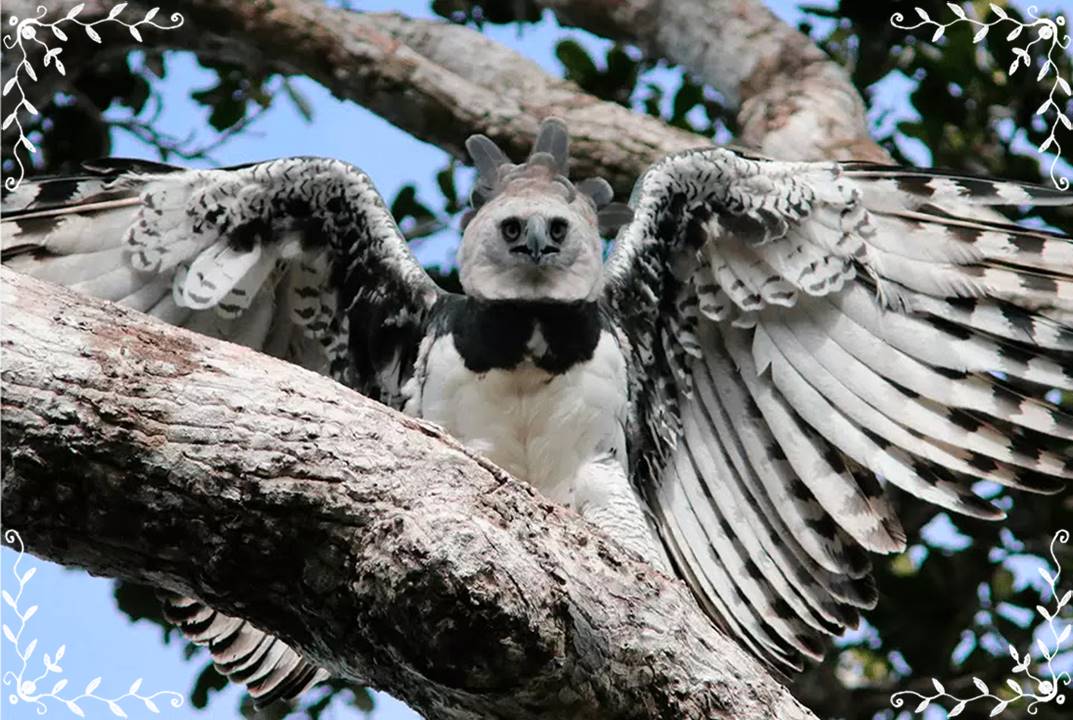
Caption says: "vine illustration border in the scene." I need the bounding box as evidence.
[1,3,184,191]
[889,529,1071,717]
[2,530,186,717]
[891,3,1072,189]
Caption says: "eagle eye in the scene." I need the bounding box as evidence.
[500,217,522,241]
[549,218,568,243]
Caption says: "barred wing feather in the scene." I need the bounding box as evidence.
[1,156,447,704]
[1,157,443,400]
[603,148,1072,673]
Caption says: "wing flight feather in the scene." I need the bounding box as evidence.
[603,147,1072,672]
[2,157,448,705]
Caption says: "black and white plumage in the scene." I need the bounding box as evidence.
[601,145,1071,670]
[2,119,1070,694]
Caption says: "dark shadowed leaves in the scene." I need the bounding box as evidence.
[431,0,542,27]
[191,661,229,709]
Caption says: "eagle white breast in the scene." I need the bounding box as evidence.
[404,297,628,505]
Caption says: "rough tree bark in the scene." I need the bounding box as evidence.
[0,268,817,720]
[1,0,887,191]
[535,0,892,162]
[1,0,703,193]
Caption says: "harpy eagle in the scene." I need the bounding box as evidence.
[3,119,1071,704]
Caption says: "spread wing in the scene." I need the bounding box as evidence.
[2,157,444,405]
[2,156,448,704]
[602,148,1072,673]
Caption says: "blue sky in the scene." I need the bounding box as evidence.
[2,1,1071,719]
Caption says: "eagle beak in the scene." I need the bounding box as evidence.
[523,218,558,263]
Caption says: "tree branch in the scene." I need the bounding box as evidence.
[0,268,817,720]
[1,0,705,194]
[536,0,891,162]
[2,0,890,182]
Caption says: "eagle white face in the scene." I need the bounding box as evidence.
[458,189,604,302]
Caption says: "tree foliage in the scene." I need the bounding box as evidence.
[3,1,1070,718]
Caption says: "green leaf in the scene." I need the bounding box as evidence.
[555,39,598,87]
[124,76,151,115]
[991,567,1014,600]
[143,52,166,79]
[207,99,247,132]
[190,662,227,709]
[351,686,375,712]
[604,45,639,89]
[114,581,170,638]
[426,267,462,293]
[390,184,419,222]
[281,78,314,122]
[640,83,663,118]
[436,164,461,214]
[671,80,702,126]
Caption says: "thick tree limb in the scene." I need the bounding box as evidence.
[1,0,703,193]
[0,268,817,720]
[536,0,891,162]
[2,0,889,183]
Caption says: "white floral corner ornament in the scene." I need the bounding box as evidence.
[2,530,185,717]
[890,529,1072,718]
[1,3,184,191]
[891,3,1072,190]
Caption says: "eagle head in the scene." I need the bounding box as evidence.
[457,118,630,302]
